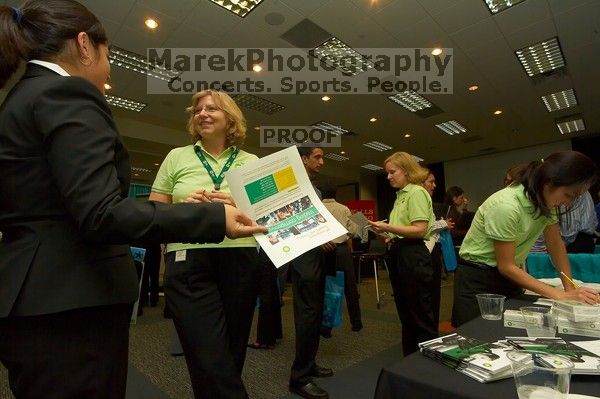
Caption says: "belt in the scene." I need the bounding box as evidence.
[459,258,492,271]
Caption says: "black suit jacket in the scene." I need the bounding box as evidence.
[0,64,226,317]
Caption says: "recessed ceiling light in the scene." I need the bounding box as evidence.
[134,173,139,177]
[556,115,585,134]
[363,141,392,152]
[468,85,479,91]
[154,163,160,166]
[104,83,112,90]
[515,37,565,77]
[387,91,433,112]
[494,110,502,115]
[431,48,443,56]
[145,18,158,29]
[105,95,147,112]
[109,46,180,82]
[252,64,262,72]
[311,37,374,76]
[321,95,331,102]
[254,126,261,130]
[362,164,383,171]
[369,117,377,122]
[541,89,578,112]
[208,0,265,17]
[404,134,411,138]
[340,151,346,154]
[484,0,525,14]
[435,120,467,135]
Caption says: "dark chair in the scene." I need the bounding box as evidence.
[358,239,390,309]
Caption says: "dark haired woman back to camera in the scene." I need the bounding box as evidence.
[0,1,264,398]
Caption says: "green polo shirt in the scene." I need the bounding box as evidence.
[459,184,558,267]
[152,142,259,252]
[389,183,433,240]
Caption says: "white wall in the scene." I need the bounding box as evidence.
[444,141,572,209]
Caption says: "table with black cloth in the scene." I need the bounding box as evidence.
[374,296,600,399]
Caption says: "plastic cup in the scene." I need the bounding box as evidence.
[520,306,557,337]
[475,293,505,320]
[507,350,573,399]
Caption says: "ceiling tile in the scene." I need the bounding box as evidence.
[493,0,551,36]
[503,18,557,50]
[309,0,365,39]
[343,17,403,48]
[547,0,596,15]
[553,1,600,49]
[431,0,490,34]
[80,0,136,26]
[242,0,305,37]
[371,0,428,40]
[162,26,218,48]
[394,16,446,48]
[179,0,243,38]
[281,0,332,15]
[449,17,503,51]
[133,0,199,21]
[416,0,460,15]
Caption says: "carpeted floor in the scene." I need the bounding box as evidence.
[0,271,455,399]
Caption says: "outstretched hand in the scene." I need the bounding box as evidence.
[224,204,267,239]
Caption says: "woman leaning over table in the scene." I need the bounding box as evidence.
[149,90,259,399]
[369,152,437,356]
[452,150,600,328]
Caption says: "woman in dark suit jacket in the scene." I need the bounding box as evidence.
[0,1,264,398]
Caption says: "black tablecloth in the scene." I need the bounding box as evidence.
[374,297,600,399]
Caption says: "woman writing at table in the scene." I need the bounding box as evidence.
[150,90,260,399]
[452,151,600,327]
[368,152,437,356]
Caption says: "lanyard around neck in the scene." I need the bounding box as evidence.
[193,145,239,190]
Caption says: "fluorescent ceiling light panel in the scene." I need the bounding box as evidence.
[435,120,466,135]
[324,153,349,161]
[361,164,383,171]
[232,94,285,115]
[105,95,147,112]
[208,0,265,17]
[484,0,525,14]
[312,121,350,135]
[556,118,585,134]
[363,141,392,151]
[387,91,433,112]
[311,37,374,76]
[515,37,565,77]
[109,46,180,81]
[541,89,577,112]
[131,167,153,173]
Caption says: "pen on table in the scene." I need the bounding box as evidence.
[560,271,580,289]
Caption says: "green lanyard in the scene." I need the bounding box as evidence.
[193,145,240,191]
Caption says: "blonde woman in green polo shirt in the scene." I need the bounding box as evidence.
[452,151,600,327]
[149,90,259,399]
[369,152,437,356]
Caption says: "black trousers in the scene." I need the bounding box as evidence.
[0,304,131,399]
[388,239,438,356]
[431,243,443,325]
[451,261,522,327]
[255,249,283,346]
[323,244,361,326]
[566,232,596,254]
[140,243,161,307]
[165,247,259,399]
[289,247,325,386]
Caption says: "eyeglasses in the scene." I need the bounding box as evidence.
[194,105,221,115]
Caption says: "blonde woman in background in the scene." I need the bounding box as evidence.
[369,152,437,356]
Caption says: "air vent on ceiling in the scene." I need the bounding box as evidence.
[461,135,483,143]
[280,18,332,49]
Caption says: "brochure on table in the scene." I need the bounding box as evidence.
[225,146,348,268]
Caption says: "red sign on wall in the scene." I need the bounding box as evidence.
[346,200,377,221]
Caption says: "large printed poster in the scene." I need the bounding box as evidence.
[225,147,347,267]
